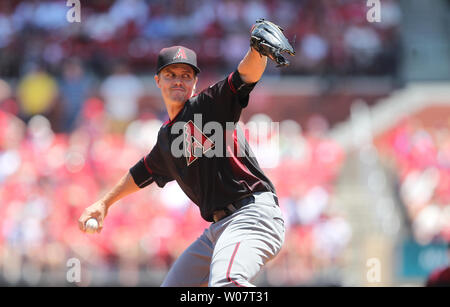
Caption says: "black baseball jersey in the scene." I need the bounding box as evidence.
[130,70,277,222]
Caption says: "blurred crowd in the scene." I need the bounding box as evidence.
[0,0,360,286]
[264,116,350,285]
[0,0,401,79]
[379,118,450,245]
[0,105,349,285]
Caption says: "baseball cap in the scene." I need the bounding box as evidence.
[156,46,201,75]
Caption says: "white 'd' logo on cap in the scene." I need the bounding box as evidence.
[173,48,188,60]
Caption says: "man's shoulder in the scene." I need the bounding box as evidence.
[187,91,211,111]
[192,74,233,99]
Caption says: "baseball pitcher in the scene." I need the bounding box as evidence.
[79,19,295,287]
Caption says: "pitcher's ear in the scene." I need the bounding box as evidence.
[154,74,161,88]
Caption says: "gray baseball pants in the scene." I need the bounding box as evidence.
[161,191,285,287]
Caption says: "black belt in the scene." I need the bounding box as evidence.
[212,195,255,223]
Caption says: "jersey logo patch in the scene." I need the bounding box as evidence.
[173,47,187,60]
[184,120,215,166]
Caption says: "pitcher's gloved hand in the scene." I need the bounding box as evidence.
[250,18,296,67]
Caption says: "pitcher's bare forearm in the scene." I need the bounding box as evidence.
[78,172,140,233]
[101,172,140,210]
[237,47,267,84]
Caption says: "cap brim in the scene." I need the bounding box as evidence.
[156,62,201,75]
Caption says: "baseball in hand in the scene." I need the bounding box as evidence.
[85,218,99,233]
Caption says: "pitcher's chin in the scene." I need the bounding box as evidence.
[171,93,188,103]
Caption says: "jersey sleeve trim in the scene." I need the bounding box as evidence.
[229,70,257,94]
[227,72,237,94]
[143,155,153,175]
[129,158,154,188]
[229,70,257,109]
